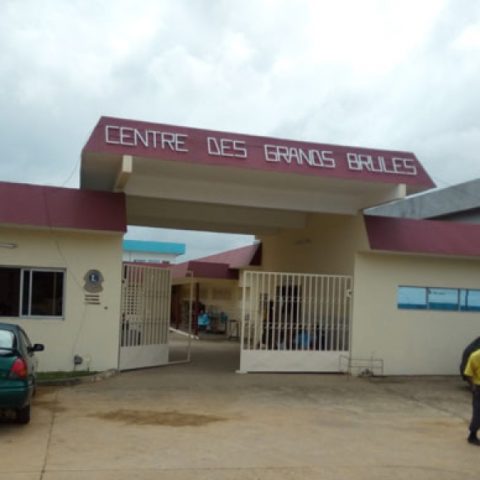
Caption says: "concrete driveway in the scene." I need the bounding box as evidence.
[0,337,478,480]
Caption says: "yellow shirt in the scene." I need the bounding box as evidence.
[464,349,480,385]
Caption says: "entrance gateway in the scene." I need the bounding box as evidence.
[81,116,434,373]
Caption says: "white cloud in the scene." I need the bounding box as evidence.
[1,0,480,258]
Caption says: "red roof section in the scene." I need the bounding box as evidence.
[171,243,261,279]
[364,215,480,257]
[0,182,126,233]
[191,243,262,268]
[82,116,435,189]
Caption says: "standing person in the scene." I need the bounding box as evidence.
[197,309,210,332]
[464,348,480,445]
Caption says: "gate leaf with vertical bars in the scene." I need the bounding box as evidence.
[119,263,171,370]
[240,271,352,373]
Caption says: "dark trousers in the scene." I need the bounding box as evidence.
[469,387,480,435]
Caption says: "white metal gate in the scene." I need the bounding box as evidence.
[240,271,352,373]
[119,263,172,370]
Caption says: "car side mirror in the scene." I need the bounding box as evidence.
[30,344,45,352]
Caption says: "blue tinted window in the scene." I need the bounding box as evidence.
[398,286,480,312]
[460,289,480,312]
[427,288,459,311]
[398,286,427,309]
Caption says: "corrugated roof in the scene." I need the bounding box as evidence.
[365,178,480,220]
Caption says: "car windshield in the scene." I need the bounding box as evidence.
[0,329,15,351]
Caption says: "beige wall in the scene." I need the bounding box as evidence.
[257,212,368,275]
[352,252,480,375]
[0,226,123,372]
[176,279,241,323]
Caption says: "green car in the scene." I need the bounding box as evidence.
[0,322,44,424]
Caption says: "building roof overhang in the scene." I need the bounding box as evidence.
[123,239,186,255]
[364,215,480,258]
[171,243,261,280]
[0,181,126,233]
[81,116,435,234]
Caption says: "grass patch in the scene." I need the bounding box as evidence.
[37,370,98,380]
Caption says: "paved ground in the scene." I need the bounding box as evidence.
[0,336,478,480]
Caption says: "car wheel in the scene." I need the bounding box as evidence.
[16,404,31,424]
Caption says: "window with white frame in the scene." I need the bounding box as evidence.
[0,267,65,318]
[397,286,480,312]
